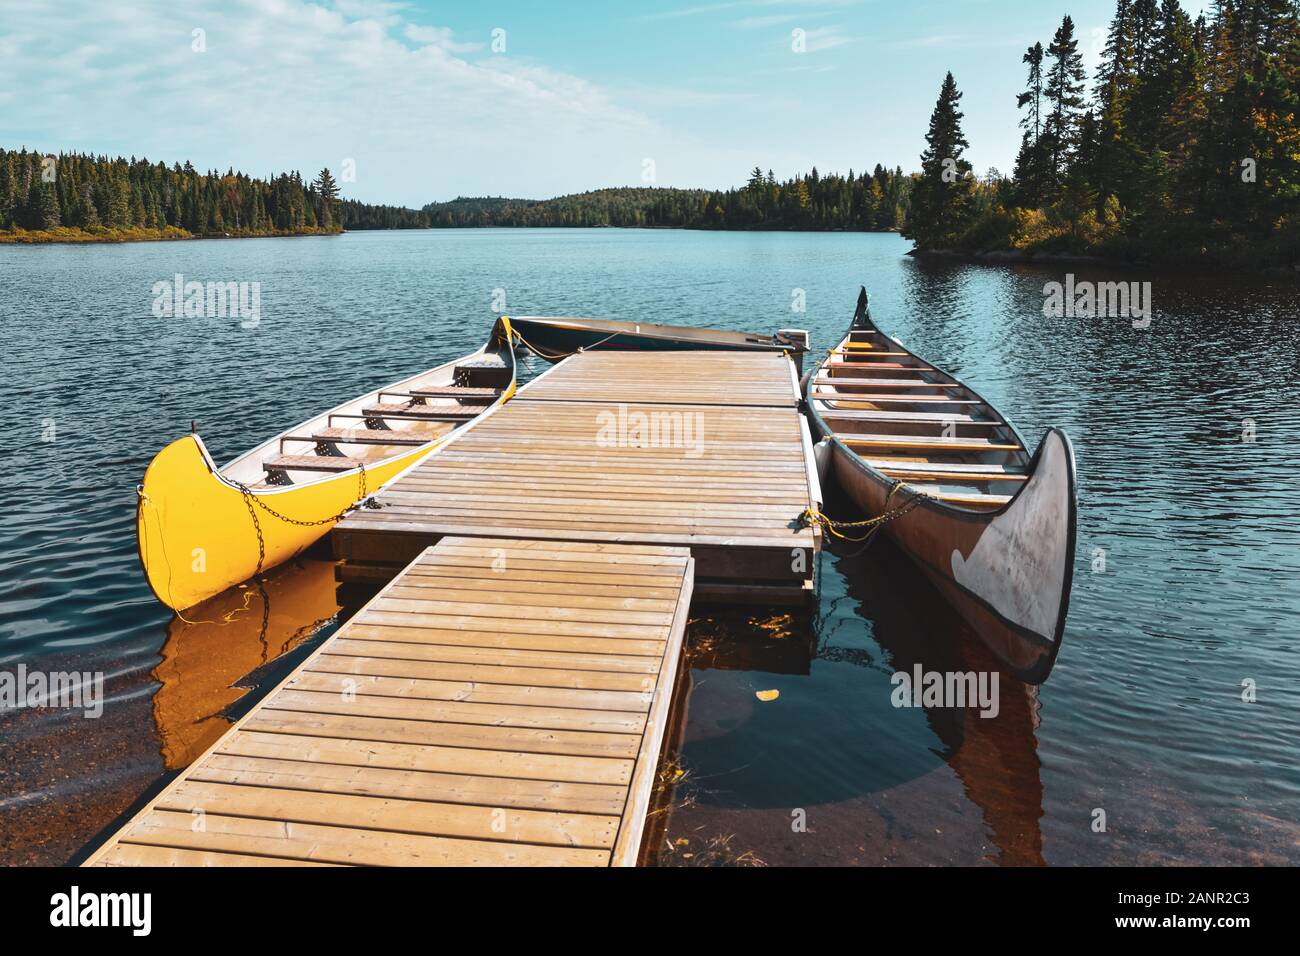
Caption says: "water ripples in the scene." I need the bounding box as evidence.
[2,230,1297,865]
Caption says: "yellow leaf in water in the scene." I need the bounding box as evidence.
[755,689,780,702]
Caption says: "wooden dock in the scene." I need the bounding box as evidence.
[85,537,693,867]
[335,350,821,605]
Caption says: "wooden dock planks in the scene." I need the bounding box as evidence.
[335,350,819,601]
[515,350,801,407]
[85,537,694,867]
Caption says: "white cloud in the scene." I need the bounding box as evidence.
[898,34,968,49]
[734,7,839,30]
[734,14,802,29]
[3,0,654,203]
[404,24,485,54]
[644,0,863,22]
[333,0,410,19]
[798,26,856,52]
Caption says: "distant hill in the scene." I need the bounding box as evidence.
[420,188,708,228]
[406,170,911,232]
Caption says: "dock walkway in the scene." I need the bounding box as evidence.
[335,350,821,604]
[86,536,693,867]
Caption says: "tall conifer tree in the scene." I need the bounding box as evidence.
[903,72,977,248]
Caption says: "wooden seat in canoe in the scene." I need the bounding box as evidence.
[878,467,1028,482]
[839,435,1023,452]
[811,393,982,405]
[361,403,480,421]
[820,409,1000,424]
[380,391,496,404]
[263,454,369,473]
[286,427,431,446]
[862,458,1027,475]
[406,385,500,401]
[813,377,961,388]
[825,362,917,370]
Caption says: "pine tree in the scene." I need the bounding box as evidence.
[1131,0,1162,74]
[313,168,340,228]
[1126,0,1167,147]
[1014,42,1051,206]
[1042,16,1087,195]
[1018,43,1046,142]
[1232,0,1300,232]
[1093,0,1140,211]
[1130,0,1204,213]
[903,72,976,248]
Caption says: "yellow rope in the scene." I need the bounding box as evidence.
[510,324,627,361]
[510,326,576,360]
[801,481,927,543]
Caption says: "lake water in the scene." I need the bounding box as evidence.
[1,229,1297,865]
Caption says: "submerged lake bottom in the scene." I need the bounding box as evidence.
[1,228,1297,866]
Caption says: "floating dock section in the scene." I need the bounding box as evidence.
[334,350,821,605]
[86,537,693,867]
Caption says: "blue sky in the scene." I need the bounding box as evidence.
[1,0,1210,206]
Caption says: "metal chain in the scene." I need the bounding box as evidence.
[235,463,370,580]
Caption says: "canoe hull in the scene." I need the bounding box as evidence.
[824,426,1076,683]
[510,316,804,367]
[136,434,441,612]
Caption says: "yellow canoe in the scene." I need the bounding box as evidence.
[137,318,517,611]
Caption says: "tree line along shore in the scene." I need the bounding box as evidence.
[0,147,912,243]
[0,149,343,243]
[5,0,1296,276]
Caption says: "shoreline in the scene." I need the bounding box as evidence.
[0,225,344,245]
[1,223,899,246]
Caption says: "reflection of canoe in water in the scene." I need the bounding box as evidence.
[510,315,810,365]
[834,537,1046,865]
[805,289,1077,683]
[136,319,516,611]
[150,558,340,769]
